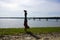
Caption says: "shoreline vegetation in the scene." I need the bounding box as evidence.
[0,27,60,35]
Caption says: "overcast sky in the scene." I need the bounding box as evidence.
[0,0,60,17]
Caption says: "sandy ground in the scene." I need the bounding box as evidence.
[0,33,60,40]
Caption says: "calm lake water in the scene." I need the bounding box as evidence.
[0,19,60,28]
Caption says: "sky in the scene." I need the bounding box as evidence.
[0,0,60,17]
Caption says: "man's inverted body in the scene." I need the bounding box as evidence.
[24,10,30,31]
[23,10,40,39]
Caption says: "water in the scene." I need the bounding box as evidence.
[0,19,60,28]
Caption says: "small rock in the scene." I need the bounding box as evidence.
[25,37,32,40]
[43,38,49,40]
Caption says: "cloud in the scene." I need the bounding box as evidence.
[20,0,60,17]
[46,0,60,3]
[0,0,60,17]
[0,0,20,10]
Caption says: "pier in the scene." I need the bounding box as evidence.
[0,17,60,19]
[0,17,60,21]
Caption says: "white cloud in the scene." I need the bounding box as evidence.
[0,1,20,11]
[0,0,60,17]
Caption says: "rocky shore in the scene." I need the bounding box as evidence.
[0,32,60,40]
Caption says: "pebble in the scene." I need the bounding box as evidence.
[0,33,60,40]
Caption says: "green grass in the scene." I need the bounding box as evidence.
[30,27,60,34]
[0,27,60,35]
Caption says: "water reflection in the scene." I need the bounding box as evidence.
[0,19,60,28]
